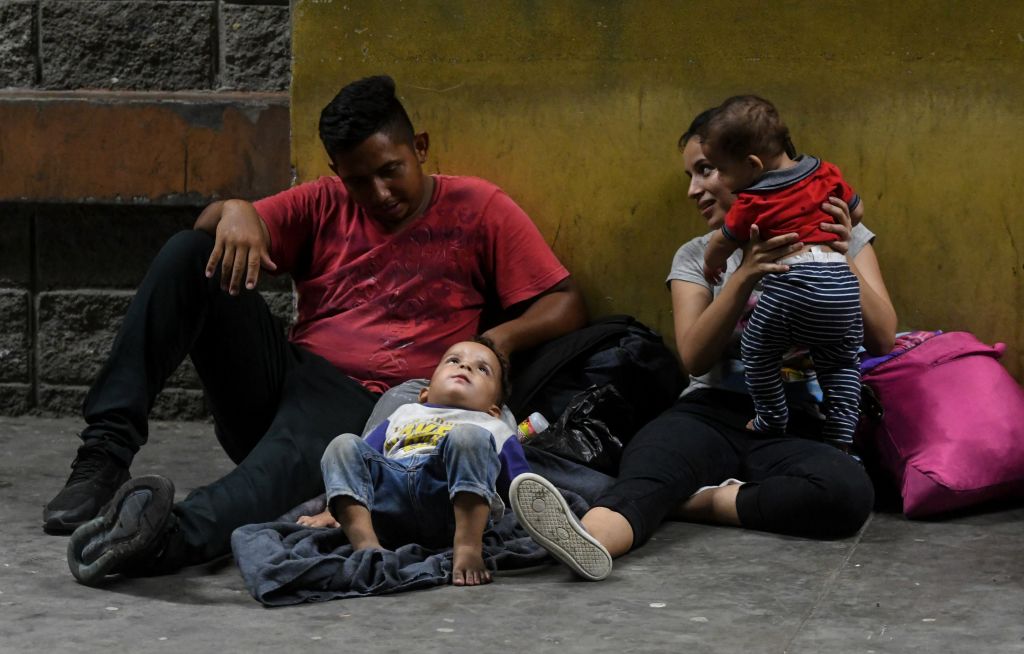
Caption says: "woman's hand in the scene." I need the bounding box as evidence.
[734,224,802,286]
[818,196,853,255]
[674,226,801,377]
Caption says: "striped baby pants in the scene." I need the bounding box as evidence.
[740,258,863,446]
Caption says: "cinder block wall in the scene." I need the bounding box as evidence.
[0,0,290,92]
[0,0,293,418]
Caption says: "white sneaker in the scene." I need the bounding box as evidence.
[509,472,612,581]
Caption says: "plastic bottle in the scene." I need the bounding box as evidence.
[516,412,550,442]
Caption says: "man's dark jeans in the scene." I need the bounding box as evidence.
[81,230,378,565]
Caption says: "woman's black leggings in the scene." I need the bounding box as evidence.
[592,390,874,548]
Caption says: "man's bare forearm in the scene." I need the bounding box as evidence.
[481,278,588,356]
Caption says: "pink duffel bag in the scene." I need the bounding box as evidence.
[856,331,1024,518]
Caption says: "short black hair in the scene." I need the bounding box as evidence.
[677,107,717,151]
[318,75,415,156]
[701,95,795,161]
[472,335,511,405]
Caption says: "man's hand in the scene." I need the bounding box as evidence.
[205,200,277,295]
[479,330,513,361]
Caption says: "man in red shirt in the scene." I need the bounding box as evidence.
[50,75,587,584]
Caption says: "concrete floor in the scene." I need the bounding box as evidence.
[0,416,1022,654]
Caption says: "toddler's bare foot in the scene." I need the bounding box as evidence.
[452,544,492,586]
[296,509,340,528]
[745,418,756,431]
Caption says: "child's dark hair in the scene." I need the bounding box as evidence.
[318,75,415,156]
[700,95,796,161]
[472,335,511,405]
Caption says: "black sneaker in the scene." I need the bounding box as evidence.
[43,446,131,534]
[67,475,176,586]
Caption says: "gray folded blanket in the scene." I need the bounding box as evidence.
[231,489,589,607]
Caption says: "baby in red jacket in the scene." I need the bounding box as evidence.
[700,95,864,447]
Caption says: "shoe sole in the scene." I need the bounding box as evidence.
[43,517,83,536]
[67,476,175,586]
[509,473,612,581]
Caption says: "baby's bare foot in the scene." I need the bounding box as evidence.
[452,544,492,586]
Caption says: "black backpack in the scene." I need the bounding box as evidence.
[507,315,685,445]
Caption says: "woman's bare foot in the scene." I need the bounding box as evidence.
[296,509,340,528]
[451,543,492,586]
[673,481,742,525]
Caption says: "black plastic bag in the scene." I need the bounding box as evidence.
[508,316,685,446]
[527,384,632,475]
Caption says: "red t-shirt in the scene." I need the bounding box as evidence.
[253,175,569,393]
[724,158,859,244]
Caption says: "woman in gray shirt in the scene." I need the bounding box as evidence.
[511,108,898,581]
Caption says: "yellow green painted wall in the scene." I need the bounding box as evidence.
[292,1,1024,380]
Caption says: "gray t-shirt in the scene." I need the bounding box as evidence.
[667,223,876,407]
